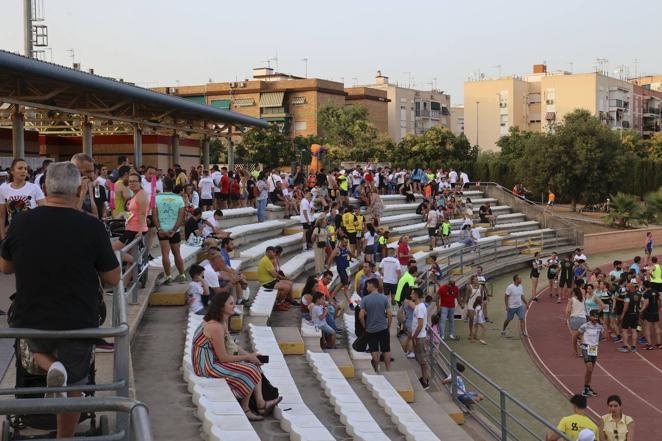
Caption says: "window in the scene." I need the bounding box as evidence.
[262,106,285,115]
[291,96,307,105]
[546,99,554,105]
[294,121,307,131]
[234,98,255,107]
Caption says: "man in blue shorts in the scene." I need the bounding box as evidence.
[501,274,529,338]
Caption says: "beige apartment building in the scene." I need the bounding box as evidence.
[365,71,451,142]
[450,106,464,136]
[154,68,388,140]
[464,64,661,151]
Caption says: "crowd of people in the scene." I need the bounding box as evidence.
[1,155,657,440]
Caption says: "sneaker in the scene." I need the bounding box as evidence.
[644,345,655,350]
[406,352,416,359]
[587,387,598,396]
[163,274,173,285]
[581,388,591,397]
[500,331,506,337]
[521,332,529,338]
[613,336,623,343]
[95,341,115,353]
[448,335,459,341]
[419,378,431,391]
[617,346,630,353]
[174,274,187,284]
[45,362,67,398]
[630,346,637,353]
[479,339,487,345]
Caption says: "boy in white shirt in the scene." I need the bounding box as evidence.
[187,264,209,315]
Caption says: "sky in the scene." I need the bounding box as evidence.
[1,0,661,105]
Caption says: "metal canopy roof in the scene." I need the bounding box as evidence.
[0,49,267,136]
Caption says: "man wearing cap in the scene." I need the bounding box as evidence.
[546,394,598,441]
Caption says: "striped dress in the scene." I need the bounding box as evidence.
[191,323,261,399]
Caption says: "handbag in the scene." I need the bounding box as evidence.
[249,373,280,412]
[352,332,369,353]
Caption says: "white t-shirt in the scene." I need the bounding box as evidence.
[189,191,200,209]
[0,182,45,223]
[155,178,164,193]
[505,283,524,309]
[300,198,312,224]
[202,213,218,237]
[579,321,603,347]
[460,172,469,184]
[379,256,401,284]
[203,263,220,289]
[187,281,205,312]
[211,171,222,192]
[411,302,427,338]
[96,176,107,188]
[475,305,485,324]
[471,228,481,241]
[449,170,458,184]
[268,174,282,193]
[199,177,214,199]
[426,210,439,228]
[574,253,588,262]
[365,230,376,246]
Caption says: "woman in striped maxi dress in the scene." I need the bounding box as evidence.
[191,292,282,421]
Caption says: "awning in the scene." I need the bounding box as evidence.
[430,101,441,111]
[211,99,231,109]
[291,96,306,105]
[234,98,255,107]
[184,95,206,105]
[260,92,285,108]
[441,106,450,115]
[545,112,556,120]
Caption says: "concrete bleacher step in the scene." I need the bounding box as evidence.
[234,233,303,273]
[273,327,305,355]
[383,371,414,403]
[328,349,355,379]
[149,283,188,306]
[225,219,293,248]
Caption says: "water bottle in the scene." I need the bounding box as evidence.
[94,185,100,199]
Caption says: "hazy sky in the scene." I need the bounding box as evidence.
[2,0,661,104]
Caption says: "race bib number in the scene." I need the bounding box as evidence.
[587,345,598,357]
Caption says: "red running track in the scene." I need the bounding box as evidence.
[524,278,662,438]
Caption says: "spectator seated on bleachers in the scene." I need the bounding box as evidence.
[0,161,121,438]
[191,292,282,421]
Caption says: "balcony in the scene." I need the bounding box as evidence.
[527,94,541,104]
[415,109,431,118]
[609,99,625,108]
[431,110,440,119]
[643,108,661,117]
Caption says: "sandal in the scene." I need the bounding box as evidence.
[259,396,283,416]
[245,409,264,421]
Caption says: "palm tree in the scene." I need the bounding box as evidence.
[602,192,646,228]
[644,187,662,225]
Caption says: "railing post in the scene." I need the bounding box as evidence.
[500,389,508,441]
[131,240,141,305]
[450,351,458,399]
[112,251,130,438]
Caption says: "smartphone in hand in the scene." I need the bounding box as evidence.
[257,355,270,364]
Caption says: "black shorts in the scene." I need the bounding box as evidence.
[200,198,213,207]
[645,312,660,323]
[27,339,94,384]
[383,283,397,297]
[621,314,639,330]
[158,231,182,244]
[120,230,138,245]
[427,228,437,238]
[339,190,348,197]
[230,194,240,201]
[214,192,222,201]
[337,267,349,286]
[581,347,598,364]
[347,232,357,244]
[263,280,277,290]
[530,269,540,279]
[366,328,390,354]
[220,193,230,201]
[559,278,572,288]
[547,271,558,280]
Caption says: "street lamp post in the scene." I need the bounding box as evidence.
[476,101,480,147]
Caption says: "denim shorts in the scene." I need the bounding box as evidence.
[506,305,525,321]
[317,322,335,336]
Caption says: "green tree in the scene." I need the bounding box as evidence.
[517,110,625,211]
[388,127,477,169]
[237,124,293,169]
[603,192,646,228]
[644,186,662,224]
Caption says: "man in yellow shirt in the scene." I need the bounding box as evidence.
[256,246,294,311]
[342,207,358,255]
[546,394,598,441]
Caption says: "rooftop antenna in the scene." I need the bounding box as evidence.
[67,48,75,64]
[352,77,358,86]
[403,72,412,88]
[493,64,502,77]
[633,59,639,80]
[301,58,308,78]
[433,77,438,90]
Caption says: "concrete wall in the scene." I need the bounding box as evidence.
[584,226,662,255]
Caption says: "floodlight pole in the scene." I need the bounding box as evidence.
[171,132,180,166]
[133,126,143,168]
[202,138,210,169]
[82,117,93,157]
[12,108,25,159]
[23,0,33,58]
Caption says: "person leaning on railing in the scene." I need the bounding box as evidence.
[0,161,120,439]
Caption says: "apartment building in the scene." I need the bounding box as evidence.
[464,64,662,151]
[365,71,451,142]
[154,68,389,139]
[632,75,662,92]
[450,106,464,136]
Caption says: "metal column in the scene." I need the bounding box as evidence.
[133,127,143,168]
[227,139,234,169]
[12,109,25,159]
[82,119,93,156]
[202,138,210,169]
[171,133,180,166]
[23,0,33,58]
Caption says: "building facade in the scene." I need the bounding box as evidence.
[449,106,464,136]
[464,65,662,151]
[364,71,451,142]
[154,68,389,140]
[344,87,389,134]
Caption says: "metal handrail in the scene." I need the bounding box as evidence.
[0,397,153,441]
[0,237,152,441]
[427,334,571,441]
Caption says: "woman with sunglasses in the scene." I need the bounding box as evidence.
[600,395,634,441]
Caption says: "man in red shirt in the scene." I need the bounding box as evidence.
[438,280,459,340]
[219,166,230,209]
[397,236,413,273]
